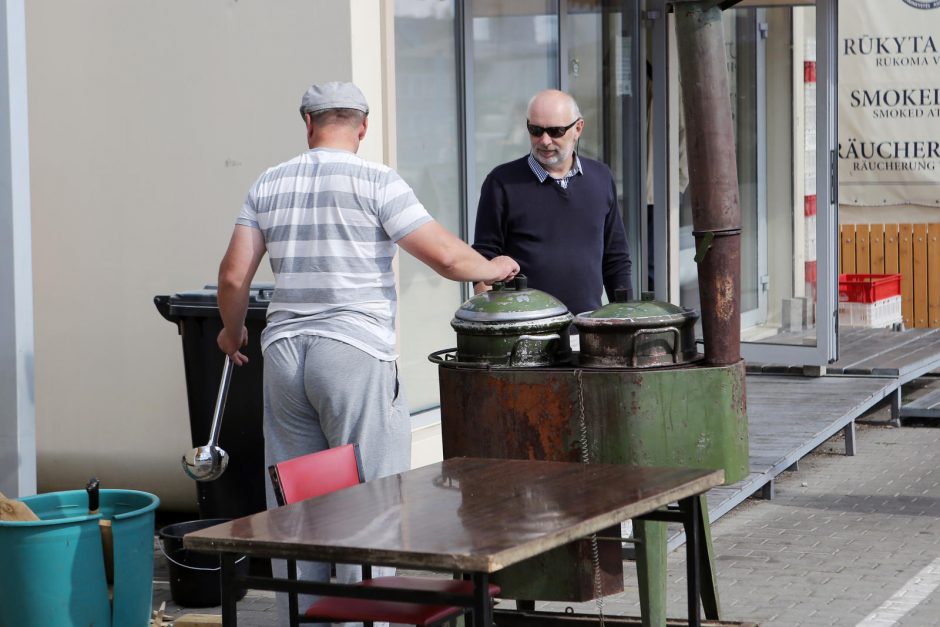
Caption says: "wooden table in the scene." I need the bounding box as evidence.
[184,457,724,627]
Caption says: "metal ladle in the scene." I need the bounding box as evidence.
[181,358,233,481]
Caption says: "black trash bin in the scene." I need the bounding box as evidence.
[154,284,271,521]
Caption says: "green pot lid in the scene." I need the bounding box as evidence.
[454,275,569,322]
[575,290,697,325]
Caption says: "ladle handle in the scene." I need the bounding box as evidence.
[206,358,233,448]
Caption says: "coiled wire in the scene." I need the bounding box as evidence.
[575,369,606,627]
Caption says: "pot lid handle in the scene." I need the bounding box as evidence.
[493,274,528,292]
[614,287,630,303]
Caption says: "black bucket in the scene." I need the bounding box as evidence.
[159,518,249,607]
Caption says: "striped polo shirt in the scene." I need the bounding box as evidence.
[237,147,433,360]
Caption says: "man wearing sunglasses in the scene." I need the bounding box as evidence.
[472,89,633,316]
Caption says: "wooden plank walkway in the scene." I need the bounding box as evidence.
[664,372,898,552]
[655,327,940,550]
[900,386,940,419]
[747,327,940,423]
[836,327,940,423]
[832,327,940,379]
[746,327,940,379]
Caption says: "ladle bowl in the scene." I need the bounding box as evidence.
[182,445,230,482]
[181,358,233,482]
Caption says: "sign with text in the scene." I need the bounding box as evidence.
[839,0,940,207]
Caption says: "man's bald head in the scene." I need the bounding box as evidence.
[527,89,581,122]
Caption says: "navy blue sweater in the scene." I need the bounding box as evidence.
[473,155,633,315]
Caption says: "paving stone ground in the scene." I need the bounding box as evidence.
[542,418,940,627]
[152,393,940,627]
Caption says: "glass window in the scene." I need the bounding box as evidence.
[567,1,643,297]
[567,4,610,172]
[394,0,461,412]
[471,0,559,190]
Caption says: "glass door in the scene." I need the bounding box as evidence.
[466,0,644,296]
[650,0,838,365]
[566,1,644,293]
[394,0,645,414]
[674,7,767,329]
[726,7,768,329]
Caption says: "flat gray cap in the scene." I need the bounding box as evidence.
[299,81,369,116]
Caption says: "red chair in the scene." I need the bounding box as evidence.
[268,443,499,627]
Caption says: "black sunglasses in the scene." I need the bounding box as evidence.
[526,118,581,139]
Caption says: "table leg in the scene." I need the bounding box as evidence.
[634,518,666,627]
[472,572,493,627]
[681,497,701,627]
[697,494,721,619]
[287,559,299,627]
[220,553,239,627]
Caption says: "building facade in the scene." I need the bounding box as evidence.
[3,0,854,508]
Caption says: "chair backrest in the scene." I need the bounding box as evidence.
[268,443,365,507]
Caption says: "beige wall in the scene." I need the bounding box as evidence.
[26,0,392,509]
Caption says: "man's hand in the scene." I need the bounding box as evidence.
[217,326,249,366]
[475,256,519,294]
[216,224,265,366]
[482,255,519,285]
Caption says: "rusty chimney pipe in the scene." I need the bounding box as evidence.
[675,2,741,366]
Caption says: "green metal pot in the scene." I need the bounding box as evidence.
[450,276,573,367]
[574,290,700,368]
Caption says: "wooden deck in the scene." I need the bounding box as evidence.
[748,327,940,423]
[832,327,940,378]
[834,327,940,422]
[899,386,940,419]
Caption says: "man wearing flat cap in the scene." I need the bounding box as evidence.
[216,81,519,620]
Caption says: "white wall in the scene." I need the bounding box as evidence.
[26,0,392,509]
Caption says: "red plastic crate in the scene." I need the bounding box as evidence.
[838,274,902,303]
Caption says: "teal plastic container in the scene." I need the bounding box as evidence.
[0,489,160,627]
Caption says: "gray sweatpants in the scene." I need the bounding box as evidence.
[262,334,412,626]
